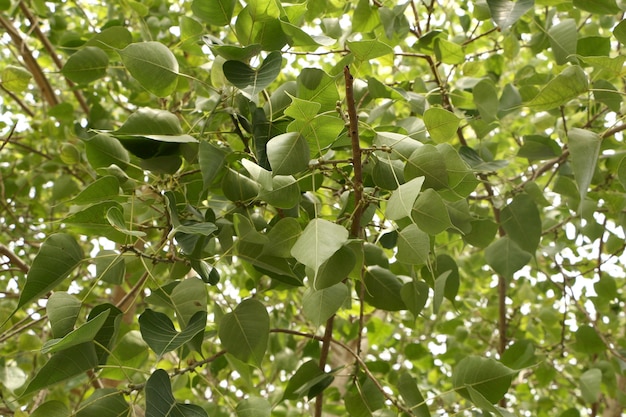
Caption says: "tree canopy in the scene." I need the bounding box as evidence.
[1,0,625,416]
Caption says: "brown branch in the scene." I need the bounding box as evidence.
[0,243,29,273]
[344,66,364,239]
[314,317,334,417]
[0,14,58,107]
[0,84,35,117]
[18,1,90,114]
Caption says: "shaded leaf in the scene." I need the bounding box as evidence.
[16,234,84,311]
[41,310,109,354]
[62,47,109,84]
[401,280,429,318]
[396,224,430,265]
[411,189,453,235]
[139,309,207,356]
[236,397,271,417]
[386,176,425,221]
[47,292,81,339]
[75,388,129,417]
[568,128,601,204]
[219,298,269,366]
[500,193,541,253]
[424,108,460,143]
[362,266,406,311]
[303,283,349,327]
[548,19,577,65]
[145,369,207,417]
[192,0,235,26]
[527,66,588,111]
[291,219,349,273]
[485,237,532,279]
[224,51,282,96]
[397,372,431,417]
[452,356,516,404]
[580,368,602,403]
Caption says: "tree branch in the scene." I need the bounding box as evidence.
[344,65,364,239]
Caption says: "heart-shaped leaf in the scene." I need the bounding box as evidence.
[223,51,282,95]
[145,369,207,417]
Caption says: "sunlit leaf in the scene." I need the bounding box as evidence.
[486,0,534,29]
[62,47,109,84]
[527,65,588,111]
[568,128,601,205]
[119,42,179,97]
[453,356,516,404]
[291,218,349,273]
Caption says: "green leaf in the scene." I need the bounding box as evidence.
[500,193,541,253]
[347,40,393,61]
[362,266,406,311]
[397,372,431,417]
[75,389,129,417]
[139,309,207,356]
[434,38,465,65]
[118,42,179,97]
[374,131,423,160]
[41,310,110,354]
[574,325,606,355]
[223,51,282,95]
[452,356,516,404]
[222,168,260,202]
[614,20,626,44]
[30,401,69,417]
[580,368,602,403]
[568,128,601,204]
[501,340,536,369]
[83,134,130,170]
[1,65,32,92]
[145,369,207,417]
[400,280,429,318]
[396,224,430,265]
[236,397,271,417]
[386,176,425,221]
[485,237,532,279]
[473,80,499,123]
[210,44,263,61]
[47,292,81,339]
[199,141,229,188]
[72,176,120,205]
[433,270,452,314]
[106,206,146,237]
[261,217,302,258]
[296,68,340,112]
[219,298,269,366]
[291,218,349,273]
[303,283,349,327]
[21,343,99,396]
[527,66,588,111]
[459,146,509,172]
[89,304,122,365]
[517,135,561,160]
[94,250,125,284]
[267,132,310,175]
[548,19,577,65]
[423,108,460,143]
[85,26,133,54]
[486,0,535,29]
[411,188,453,235]
[16,233,84,311]
[405,144,449,189]
[573,0,620,15]
[313,245,356,290]
[112,108,197,145]
[283,360,334,401]
[170,278,207,327]
[62,47,109,84]
[192,0,235,26]
[259,175,300,208]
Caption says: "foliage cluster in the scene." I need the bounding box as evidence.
[1,0,626,416]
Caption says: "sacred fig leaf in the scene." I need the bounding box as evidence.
[386,176,425,221]
[291,219,349,274]
[223,51,282,96]
[2,65,32,92]
[41,309,110,354]
[139,309,207,357]
[62,46,109,84]
[236,397,271,417]
[486,0,534,30]
[424,107,460,142]
[75,388,129,417]
[118,42,179,97]
[500,193,541,254]
[568,128,601,205]
[303,283,349,327]
[218,298,269,366]
[362,266,407,311]
[452,356,516,404]
[16,233,84,311]
[485,236,532,279]
[405,144,449,189]
[21,343,99,396]
[283,360,334,401]
[145,369,208,417]
[222,168,260,202]
[396,224,430,265]
[267,132,310,175]
[47,292,81,339]
[192,0,236,26]
[527,65,588,111]
[313,245,356,290]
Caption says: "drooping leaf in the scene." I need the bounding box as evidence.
[266,132,310,175]
[411,188,453,235]
[41,310,110,354]
[396,224,430,265]
[397,372,431,417]
[485,237,532,279]
[145,369,207,417]
[400,280,429,318]
[21,343,99,396]
[47,292,81,339]
[579,368,602,403]
[303,283,349,327]
[16,233,84,311]
[313,245,356,290]
[261,217,302,258]
[75,388,129,417]
[386,176,425,221]
[106,206,146,237]
[362,266,406,311]
[62,47,109,84]
[500,193,542,253]
[527,65,588,111]
[473,80,499,123]
[291,219,349,274]
[139,309,207,356]
[568,128,601,204]
[452,356,516,404]
[72,176,120,205]
[236,397,271,417]
[222,168,260,202]
[218,298,269,366]
[486,0,535,29]
[223,51,282,96]
[548,19,578,65]
[192,0,236,26]
[199,141,230,188]
[118,42,179,97]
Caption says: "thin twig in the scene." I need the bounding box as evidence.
[0,243,29,273]
[344,66,364,239]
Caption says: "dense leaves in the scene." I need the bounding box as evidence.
[1,0,625,416]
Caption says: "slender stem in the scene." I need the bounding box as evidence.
[0,243,29,273]
[314,317,334,417]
